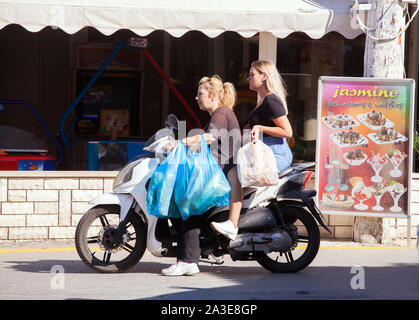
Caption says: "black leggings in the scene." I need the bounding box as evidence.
[176,165,235,264]
[176,214,204,264]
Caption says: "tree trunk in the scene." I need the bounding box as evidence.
[356,0,405,244]
[364,0,405,78]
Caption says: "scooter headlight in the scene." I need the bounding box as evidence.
[113,159,142,190]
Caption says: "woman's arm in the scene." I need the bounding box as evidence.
[183,133,216,146]
[251,115,293,140]
[163,133,215,152]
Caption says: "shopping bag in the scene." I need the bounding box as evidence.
[143,135,174,161]
[174,135,231,220]
[145,141,185,219]
[237,140,279,187]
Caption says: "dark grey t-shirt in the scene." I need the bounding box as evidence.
[203,106,241,172]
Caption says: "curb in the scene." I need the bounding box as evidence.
[0,239,416,253]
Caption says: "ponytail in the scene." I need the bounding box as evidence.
[222,82,237,109]
[199,75,237,110]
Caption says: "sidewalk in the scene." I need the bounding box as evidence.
[0,238,416,251]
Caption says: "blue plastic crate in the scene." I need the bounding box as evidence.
[87,140,150,170]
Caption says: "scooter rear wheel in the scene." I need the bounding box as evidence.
[256,206,320,273]
[75,205,147,273]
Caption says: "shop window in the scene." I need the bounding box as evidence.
[277,32,365,162]
[167,31,259,130]
[164,31,365,164]
[0,25,366,171]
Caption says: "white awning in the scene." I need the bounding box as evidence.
[0,0,363,39]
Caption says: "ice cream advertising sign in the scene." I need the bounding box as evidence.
[315,77,415,217]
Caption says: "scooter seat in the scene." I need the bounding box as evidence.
[278,166,293,178]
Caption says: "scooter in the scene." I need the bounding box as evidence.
[75,114,331,273]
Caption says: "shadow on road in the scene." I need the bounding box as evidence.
[3,257,419,299]
[137,263,419,300]
[3,259,93,274]
[3,259,177,274]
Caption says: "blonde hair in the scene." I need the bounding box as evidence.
[199,75,237,109]
[251,60,288,114]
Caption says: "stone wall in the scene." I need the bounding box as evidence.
[0,171,417,243]
[0,171,117,240]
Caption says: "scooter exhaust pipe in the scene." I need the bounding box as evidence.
[227,231,293,252]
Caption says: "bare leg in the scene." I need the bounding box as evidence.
[227,167,243,228]
[210,167,243,240]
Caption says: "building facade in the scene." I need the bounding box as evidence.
[0,1,417,243]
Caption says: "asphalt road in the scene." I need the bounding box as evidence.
[0,240,418,301]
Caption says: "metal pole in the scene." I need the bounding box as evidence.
[407,215,411,247]
[143,49,202,128]
[59,42,124,148]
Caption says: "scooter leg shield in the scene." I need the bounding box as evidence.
[89,193,134,221]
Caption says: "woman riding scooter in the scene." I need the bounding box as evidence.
[211,60,293,241]
[161,75,242,276]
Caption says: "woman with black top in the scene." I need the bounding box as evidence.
[211,60,293,241]
[161,75,242,276]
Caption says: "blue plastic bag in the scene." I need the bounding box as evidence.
[146,141,185,219]
[174,135,231,220]
[146,136,231,220]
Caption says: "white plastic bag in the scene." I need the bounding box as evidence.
[143,135,174,161]
[237,140,279,187]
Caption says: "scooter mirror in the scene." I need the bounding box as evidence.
[165,114,179,130]
[145,114,179,148]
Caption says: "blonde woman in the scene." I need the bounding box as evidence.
[211,60,293,241]
[247,60,293,168]
[161,75,242,276]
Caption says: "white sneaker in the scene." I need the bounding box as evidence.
[210,220,238,240]
[161,261,200,276]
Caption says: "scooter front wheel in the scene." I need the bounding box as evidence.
[75,204,147,273]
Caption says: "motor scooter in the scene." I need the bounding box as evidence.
[75,115,331,273]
